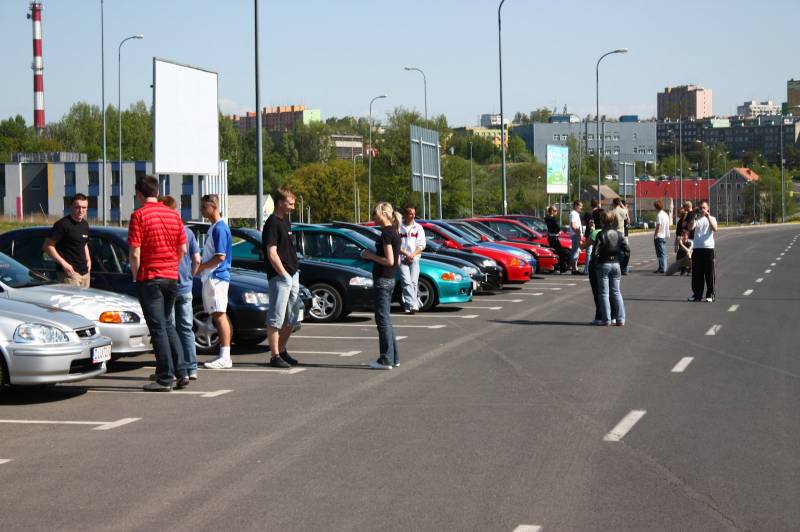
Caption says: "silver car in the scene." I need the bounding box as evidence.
[0,298,112,387]
[0,253,151,357]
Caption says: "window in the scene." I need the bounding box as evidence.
[88,237,128,273]
[231,236,261,260]
[426,230,446,245]
[88,196,98,209]
[613,135,620,141]
[553,134,559,141]
[89,170,99,187]
[63,196,72,210]
[633,133,638,140]
[112,170,120,186]
[65,170,76,187]
[587,134,594,141]
[181,195,192,210]
[561,134,569,141]
[330,235,363,259]
[8,234,54,271]
[632,147,638,154]
[111,196,120,209]
[302,232,333,258]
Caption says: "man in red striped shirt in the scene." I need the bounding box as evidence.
[129,175,188,392]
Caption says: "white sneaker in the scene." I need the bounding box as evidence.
[368,360,392,370]
[204,358,232,369]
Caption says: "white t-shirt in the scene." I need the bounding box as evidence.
[569,210,582,236]
[692,215,716,249]
[400,221,426,261]
[655,210,671,239]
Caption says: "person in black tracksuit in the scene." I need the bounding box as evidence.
[545,205,569,273]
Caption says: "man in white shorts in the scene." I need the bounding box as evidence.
[196,195,234,369]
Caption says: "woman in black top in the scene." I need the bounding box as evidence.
[544,205,569,273]
[360,202,402,369]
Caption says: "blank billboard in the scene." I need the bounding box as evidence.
[153,58,219,175]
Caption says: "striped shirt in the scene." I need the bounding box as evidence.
[128,201,187,281]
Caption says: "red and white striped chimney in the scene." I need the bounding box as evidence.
[29,0,45,135]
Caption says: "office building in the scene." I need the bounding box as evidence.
[788,79,800,115]
[453,126,506,149]
[331,134,364,160]
[709,167,759,222]
[737,100,781,117]
[232,105,321,135]
[657,85,713,120]
[480,113,508,129]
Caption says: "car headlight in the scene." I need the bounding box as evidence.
[349,276,374,287]
[440,272,463,282]
[509,258,524,267]
[462,266,480,276]
[99,311,140,323]
[481,259,497,268]
[13,323,70,344]
[242,291,270,305]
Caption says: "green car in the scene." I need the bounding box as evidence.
[291,224,473,311]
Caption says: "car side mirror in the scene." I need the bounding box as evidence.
[444,240,458,249]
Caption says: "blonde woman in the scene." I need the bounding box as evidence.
[360,202,402,369]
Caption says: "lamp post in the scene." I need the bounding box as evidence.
[469,141,474,217]
[100,0,107,225]
[118,33,143,225]
[595,48,628,204]
[498,0,508,215]
[368,94,387,211]
[353,153,363,223]
[403,67,427,121]
[780,117,785,222]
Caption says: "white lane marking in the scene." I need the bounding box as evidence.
[671,357,695,373]
[603,410,647,442]
[467,305,503,310]
[0,459,12,465]
[770,262,777,266]
[728,304,739,312]
[705,324,723,336]
[198,367,306,374]
[516,292,545,296]
[765,269,772,273]
[349,312,477,320]
[0,418,141,431]
[525,282,576,286]
[308,323,445,329]
[292,350,362,357]
[519,287,561,291]
[293,335,408,340]
[459,314,479,319]
[513,526,542,532]
[780,253,785,256]
[87,388,234,397]
[482,299,522,303]
[755,278,763,283]
[200,389,234,398]
[743,289,754,296]
[776,257,782,261]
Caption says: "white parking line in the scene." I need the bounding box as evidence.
[0,417,141,431]
[603,410,646,442]
[350,313,477,320]
[705,324,723,336]
[519,287,561,291]
[765,269,772,273]
[770,262,777,266]
[87,389,234,398]
[293,335,408,340]
[671,357,694,373]
[776,257,782,261]
[199,367,306,374]
[755,278,763,283]
[525,282,576,286]
[780,253,785,256]
[482,299,522,303]
[0,459,11,465]
[728,304,739,312]
[516,292,544,296]
[309,323,445,329]
[467,305,503,310]
[513,526,542,532]
[743,289,754,296]
[292,350,362,357]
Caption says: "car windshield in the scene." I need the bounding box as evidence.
[430,224,474,246]
[515,217,548,233]
[0,252,52,288]
[456,222,498,241]
[340,229,377,252]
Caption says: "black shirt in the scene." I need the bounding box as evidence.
[49,216,89,274]
[373,226,401,279]
[261,215,299,279]
[544,215,561,235]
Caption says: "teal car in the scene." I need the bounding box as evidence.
[291,224,473,311]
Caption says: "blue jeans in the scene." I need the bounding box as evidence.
[570,233,581,265]
[137,278,186,384]
[374,277,399,365]
[170,292,197,373]
[597,262,625,324]
[654,237,667,272]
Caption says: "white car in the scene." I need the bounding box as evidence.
[0,252,150,357]
[0,298,112,388]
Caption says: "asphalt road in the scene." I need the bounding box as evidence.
[1,224,798,532]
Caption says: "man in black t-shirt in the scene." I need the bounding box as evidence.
[43,193,91,288]
[262,186,301,368]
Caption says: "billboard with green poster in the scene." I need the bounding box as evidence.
[546,145,569,195]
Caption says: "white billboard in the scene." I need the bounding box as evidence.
[153,58,219,175]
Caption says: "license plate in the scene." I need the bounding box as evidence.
[92,344,112,363]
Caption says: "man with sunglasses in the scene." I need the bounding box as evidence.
[399,205,426,313]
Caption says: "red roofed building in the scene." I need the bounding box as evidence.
[710,168,760,222]
[635,178,714,220]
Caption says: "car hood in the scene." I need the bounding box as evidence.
[3,283,144,322]
[299,258,372,278]
[0,297,96,334]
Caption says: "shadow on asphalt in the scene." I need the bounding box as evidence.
[0,385,87,404]
[491,319,594,327]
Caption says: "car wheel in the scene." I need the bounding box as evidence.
[234,335,267,347]
[418,276,437,312]
[0,355,8,390]
[309,283,344,322]
[192,304,219,356]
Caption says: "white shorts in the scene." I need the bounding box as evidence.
[202,278,229,314]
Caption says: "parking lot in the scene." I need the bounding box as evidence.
[1,225,799,532]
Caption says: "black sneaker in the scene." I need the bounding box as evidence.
[279,350,299,366]
[175,376,190,389]
[143,381,172,392]
[269,356,290,369]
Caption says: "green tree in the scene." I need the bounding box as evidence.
[287,160,364,222]
[530,107,552,123]
[507,135,532,163]
[50,102,103,159]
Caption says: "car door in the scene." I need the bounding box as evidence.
[229,232,264,271]
[328,233,372,270]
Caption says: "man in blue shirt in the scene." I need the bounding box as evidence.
[159,196,201,380]
[196,194,234,369]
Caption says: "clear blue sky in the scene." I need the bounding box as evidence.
[1,0,798,127]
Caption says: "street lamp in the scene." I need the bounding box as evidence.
[368,94,387,211]
[498,0,508,215]
[100,0,107,225]
[118,33,143,225]
[403,67,427,121]
[469,141,474,217]
[595,48,628,204]
[353,153,363,223]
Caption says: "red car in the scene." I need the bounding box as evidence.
[473,216,586,266]
[450,219,559,273]
[419,222,533,283]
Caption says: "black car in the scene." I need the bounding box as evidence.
[0,226,313,355]
[328,222,504,291]
[185,223,375,322]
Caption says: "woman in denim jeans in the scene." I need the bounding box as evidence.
[360,202,402,369]
[593,210,630,327]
